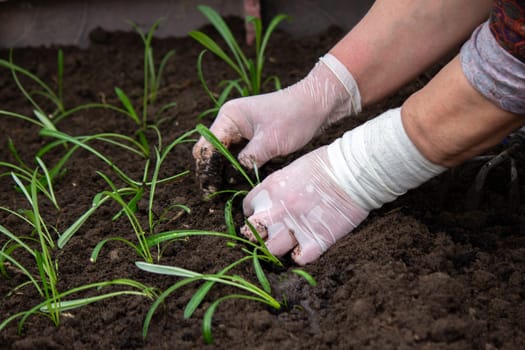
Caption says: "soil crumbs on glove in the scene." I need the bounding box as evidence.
[1,17,524,350]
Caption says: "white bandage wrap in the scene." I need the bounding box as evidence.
[320,53,362,114]
[326,108,446,211]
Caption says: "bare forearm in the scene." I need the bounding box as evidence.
[330,0,492,106]
[402,55,524,168]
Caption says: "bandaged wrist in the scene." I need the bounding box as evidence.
[320,53,362,115]
[326,108,446,211]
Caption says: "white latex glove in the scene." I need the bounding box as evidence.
[193,54,361,194]
[241,108,446,265]
[241,145,369,265]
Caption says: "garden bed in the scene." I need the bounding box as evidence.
[1,16,524,349]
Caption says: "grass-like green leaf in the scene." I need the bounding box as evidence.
[183,255,252,320]
[115,87,141,125]
[92,172,152,262]
[58,187,136,248]
[142,277,199,338]
[0,110,45,128]
[195,5,248,74]
[40,128,140,187]
[191,5,288,103]
[224,190,248,236]
[127,18,176,125]
[252,250,271,293]
[291,269,317,286]
[0,279,156,333]
[137,260,282,342]
[0,50,64,117]
[90,237,143,263]
[191,31,245,79]
[202,294,263,344]
[35,157,59,209]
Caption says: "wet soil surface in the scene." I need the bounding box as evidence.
[1,18,524,350]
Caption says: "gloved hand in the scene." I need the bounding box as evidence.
[240,108,446,265]
[192,53,361,194]
[240,145,369,265]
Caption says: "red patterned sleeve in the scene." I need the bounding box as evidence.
[489,0,525,62]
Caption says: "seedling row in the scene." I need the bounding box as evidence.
[0,6,315,344]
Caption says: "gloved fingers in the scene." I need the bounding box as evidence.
[241,209,322,265]
[238,133,281,169]
[239,217,268,242]
[239,204,286,239]
[244,207,327,264]
[291,242,322,266]
[240,213,299,256]
[240,209,323,264]
[242,167,288,215]
[242,182,274,216]
[265,224,298,256]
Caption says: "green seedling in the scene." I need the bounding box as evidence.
[19,171,59,322]
[0,190,157,333]
[1,153,59,209]
[36,129,153,193]
[100,19,178,149]
[128,18,176,106]
[40,128,145,187]
[190,5,288,117]
[0,47,172,134]
[0,170,61,327]
[0,50,64,121]
[136,258,281,344]
[0,278,157,334]
[0,216,45,296]
[114,18,178,132]
[3,127,150,210]
[56,186,137,250]
[0,109,55,130]
[0,49,140,130]
[139,192,315,344]
[138,225,316,343]
[195,50,245,120]
[89,171,154,263]
[72,167,178,264]
[86,143,192,263]
[57,129,196,262]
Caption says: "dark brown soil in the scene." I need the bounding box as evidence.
[1,17,524,350]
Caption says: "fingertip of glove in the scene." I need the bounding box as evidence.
[238,152,256,169]
[192,138,213,159]
[291,245,321,266]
